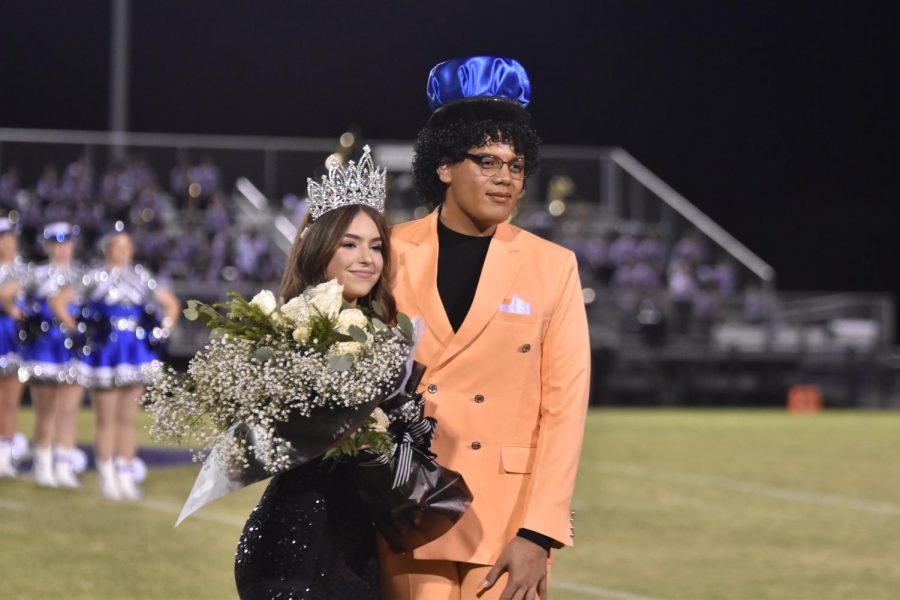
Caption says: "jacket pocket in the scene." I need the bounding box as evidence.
[493,311,541,325]
[501,445,537,474]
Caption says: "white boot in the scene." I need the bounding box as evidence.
[33,447,58,487]
[97,459,122,500]
[54,447,81,489]
[115,457,141,501]
[0,440,16,478]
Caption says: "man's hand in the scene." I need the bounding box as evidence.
[479,536,549,600]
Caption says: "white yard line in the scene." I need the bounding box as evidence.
[589,462,900,516]
[553,580,666,600]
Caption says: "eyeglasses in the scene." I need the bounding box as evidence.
[464,154,527,179]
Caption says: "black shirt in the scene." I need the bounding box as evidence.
[436,217,492,333]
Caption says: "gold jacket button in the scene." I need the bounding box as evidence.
[471,441,482,450]
[520,343,531,353]
[427,384,438,394]
[474,394,485,403]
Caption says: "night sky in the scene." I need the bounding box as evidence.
[2,1,898,305]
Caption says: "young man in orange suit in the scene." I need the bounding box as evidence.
[381,56,591,600]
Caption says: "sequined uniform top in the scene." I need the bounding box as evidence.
[81,264,159,307]
[79,264,163,388]
[25,262,84,303]
[19,262,85,383]
[234,459,380,600]
[0,258,29,289]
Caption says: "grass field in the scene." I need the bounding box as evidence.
[2,408,899,599]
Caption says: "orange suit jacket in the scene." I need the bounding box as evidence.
[390,210,591,565]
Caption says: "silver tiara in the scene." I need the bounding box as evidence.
[307,145,386,221]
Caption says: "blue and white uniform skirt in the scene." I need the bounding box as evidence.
[20,300,82,384]
[80,303,160,389]
[0,312,21,376]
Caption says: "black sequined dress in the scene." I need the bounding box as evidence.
[234,459,380,599]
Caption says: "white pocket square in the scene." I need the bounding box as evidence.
[499,294,532,316]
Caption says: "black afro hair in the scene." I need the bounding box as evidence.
[411,119,541,206]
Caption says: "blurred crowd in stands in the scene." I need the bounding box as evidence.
[1,154,772,345]
[0,157,285,284]
[565,224,771,342]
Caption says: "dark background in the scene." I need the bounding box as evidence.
[1,1,898,305]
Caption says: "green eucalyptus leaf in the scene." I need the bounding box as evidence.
[371,318,388,332]
[372,301,385,318]
[347,325,368,343]
[328,354,354,372]
[397,312,413,340]
[253,347,275,363]
[183,305,199,321]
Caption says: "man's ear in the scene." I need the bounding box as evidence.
[437,163,452,185]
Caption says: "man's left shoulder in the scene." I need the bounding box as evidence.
[506,223,575,263]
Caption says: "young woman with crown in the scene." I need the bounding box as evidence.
[234,146,394,600]
[19,222,87,488]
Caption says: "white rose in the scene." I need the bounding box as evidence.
[336,308,368,334]
[329,341,365,358]
[292,324,311,343]
[280,296,311,324]
[306,279,344,319]
[249,290,277,316]
[370,408,390,433]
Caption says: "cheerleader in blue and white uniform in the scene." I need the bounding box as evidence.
[20,222,86,488]
[0,217,28,477]
[66,229,179,500]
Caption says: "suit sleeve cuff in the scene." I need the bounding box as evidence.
[517,528,555,552]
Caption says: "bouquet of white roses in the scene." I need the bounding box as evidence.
[142,279,419,524]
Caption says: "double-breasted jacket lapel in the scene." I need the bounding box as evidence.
[434,220,522,370]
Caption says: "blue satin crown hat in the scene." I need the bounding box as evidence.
[426,56,532,126]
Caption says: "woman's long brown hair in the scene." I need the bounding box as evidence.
[279,205,398,325]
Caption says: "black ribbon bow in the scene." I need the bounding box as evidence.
[360,395,436,489]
